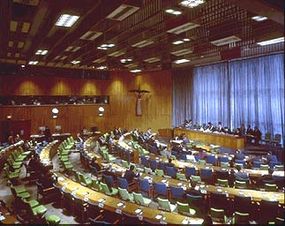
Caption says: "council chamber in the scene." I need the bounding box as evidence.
[0,0,284,225]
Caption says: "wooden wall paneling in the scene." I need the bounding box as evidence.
[0,69,173,136]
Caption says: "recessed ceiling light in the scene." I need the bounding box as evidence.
[71,60,80,65]
[55,14,80,27]
[21,65,25,68]
[98,43,115,50]
[130,69,141,73]
[183,38,190,42]
[96,66,108,70]
[35,49,48,55]
[252,15,268,22]
[173,40,184,45]
[257,37,284,46]
[180,0,205,8]
[174,58,190,64]
[120,58,132,63]
[165,9,182,15]
[28,61,38,65]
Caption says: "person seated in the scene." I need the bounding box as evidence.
[160,146,171,159]
[252,126,262,145]
[246,124,254,144]
[205,122,214,132]
[234,150,245,161]
[165,158,175,168]
[124,165,138,184]
[239,123,246,136]
[234,165,249,181]
[182,133,190,144]
[215,122,224,133]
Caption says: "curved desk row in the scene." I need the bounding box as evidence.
[54,173,204,225]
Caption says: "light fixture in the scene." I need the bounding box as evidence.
[252,15,268,22]
[52,108,59,114]
[210,35,241,46]
[96,66,108,70]
[99,106,105,112]
[131,40,154,48]
[174,58,190,64]
[173,40,184,45]
[180,0,205,8]
[98,113,103,117]
[97,43,115,50]
[107,4,139,21]
[130,69,141,73]
[35,49,48,55]
[143,57,160,63]
[52,107,59,119]
[120,58,132,63]
[165,9,182,15]
[71,60,80,65]
[28,61,38,65]
[167,22,200,34]
[55,14,80,27]
[257,37,284,46]
[21,65,25,68]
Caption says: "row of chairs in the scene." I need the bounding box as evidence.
[57,137,75,172]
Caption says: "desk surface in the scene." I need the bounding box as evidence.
[174,128,245,149]
[55,173,204,224]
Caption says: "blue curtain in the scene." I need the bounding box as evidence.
[229,54,284,141]
[173,53,285,145]
[192,63,230,127]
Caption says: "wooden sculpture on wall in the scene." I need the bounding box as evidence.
[129,87,150,116]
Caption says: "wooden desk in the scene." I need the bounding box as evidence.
[55,173,204,224]
[107,162,285,205]
[39,140,59,166]
[158,128,174,138]
[174,128,245,149]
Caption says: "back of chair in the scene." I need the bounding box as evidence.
[234,211,249,224]
[210,208,225,223]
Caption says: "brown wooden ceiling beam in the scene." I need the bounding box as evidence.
[229,0,284,25]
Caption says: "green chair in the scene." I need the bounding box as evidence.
[144,167,153,174]
[177,201,196,216]
[118,188,134,202]
[106,153,116,163]
[217,179,229,187]
[23,199,40,208]
[155,169,164,177]
[198,159,206,165]
[121,160,129,168]
[210,207,227,223]
[157,197,177,212]
[233,211,249,224]
[274,165,284,171]
[176,173,187,181]
[260,164,269,170]
[101,182,118,196]
[191,175,201,184]
[91,179,101,191]
[79,174,92,187]
[133,192,152,206]
[264,183,278,192]
[46,214,61,224]
[220,162,229,168]
[235,180,247,189]
[32,204,47,217]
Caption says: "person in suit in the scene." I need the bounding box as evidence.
[252,126,262,145]
[215,122,224,133]
[124,165,138,184]
[246,125,254,144]
[234,165,249,181]
[239,123,246,136]
[165,158,175,168]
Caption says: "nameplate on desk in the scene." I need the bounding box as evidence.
[115,209,122,214]
[98,203,104,208]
